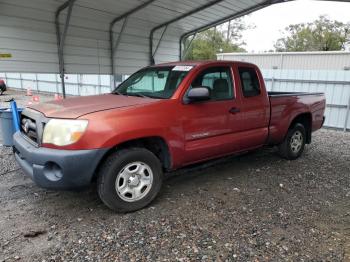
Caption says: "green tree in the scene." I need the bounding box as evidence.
[223,18,254,45]
[184,19,248,60]
[275,15,350,52]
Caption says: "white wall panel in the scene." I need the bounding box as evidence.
[262,69,350,130]
[218,51,350,70]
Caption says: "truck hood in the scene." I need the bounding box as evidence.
[29,94,158,118]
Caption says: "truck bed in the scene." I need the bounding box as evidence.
[267,91,326,145]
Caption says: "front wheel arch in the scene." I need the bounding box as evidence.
[91,136,172,183]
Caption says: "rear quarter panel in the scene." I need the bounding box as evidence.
[268,94,325,144]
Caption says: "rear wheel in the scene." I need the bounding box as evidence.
[97,148,163,212]
[278,123,306,160]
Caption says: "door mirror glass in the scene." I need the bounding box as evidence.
[185,87,210,103]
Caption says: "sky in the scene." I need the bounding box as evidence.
[237,0,350,52]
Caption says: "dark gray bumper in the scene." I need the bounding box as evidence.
[13,132,108,190]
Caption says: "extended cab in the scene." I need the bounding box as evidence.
[13,61,326,212]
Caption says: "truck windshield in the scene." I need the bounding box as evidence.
[113,66,193,99]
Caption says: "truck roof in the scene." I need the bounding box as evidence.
[152,60,256,68]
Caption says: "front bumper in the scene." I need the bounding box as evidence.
[13,132,108,190]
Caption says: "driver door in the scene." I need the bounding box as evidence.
[180,65,243,164]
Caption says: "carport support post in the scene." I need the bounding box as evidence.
[109,0,156,89]
[150,0,226,65]
[181,33,197,60]
[149,25,168,65]
[4,72,7,86]
[344,94,350,132]
[55,0,76,99]
[19,73,23,90]
[35,73,39,92]
[271,77,275,91]
[110,17,129,90]
[178,0,287,61]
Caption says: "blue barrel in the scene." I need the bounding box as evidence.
[0,108,23,146]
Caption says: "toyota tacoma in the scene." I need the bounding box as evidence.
[13,61,326,212]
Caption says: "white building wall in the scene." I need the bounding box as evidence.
[217,51,350,70]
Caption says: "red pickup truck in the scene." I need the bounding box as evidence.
[13,61,325,212]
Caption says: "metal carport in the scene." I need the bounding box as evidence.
[0,0,347,96]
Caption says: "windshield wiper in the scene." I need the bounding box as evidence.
[114,91,157,99]
[127,93,150,98]
[112,90,124,95]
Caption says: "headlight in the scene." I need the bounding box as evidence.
[43,119,88,146]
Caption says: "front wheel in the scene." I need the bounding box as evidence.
[278,123,306,160]
[97,148,163,212]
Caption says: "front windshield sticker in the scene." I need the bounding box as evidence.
[172,65,193,72]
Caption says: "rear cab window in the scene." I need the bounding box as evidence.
[238,67,261,97]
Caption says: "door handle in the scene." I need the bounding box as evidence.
[229,107,240,114]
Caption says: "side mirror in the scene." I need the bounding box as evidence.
[185,87,210,104]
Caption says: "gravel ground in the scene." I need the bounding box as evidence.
[0,89,349,261]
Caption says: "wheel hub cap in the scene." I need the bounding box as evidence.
[128,175,140,187]
[115,162,153,202]
[290,131,303,153]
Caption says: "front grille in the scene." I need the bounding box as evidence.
[21,115,38,143]
[19,109,48,146]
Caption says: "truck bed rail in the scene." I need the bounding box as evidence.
[268,91,324,97]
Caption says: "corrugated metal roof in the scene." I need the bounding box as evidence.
[0,0,286,75]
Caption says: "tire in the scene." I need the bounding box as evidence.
[278,123,306,160]
[0,84,4,95]
[97,148,163,212]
